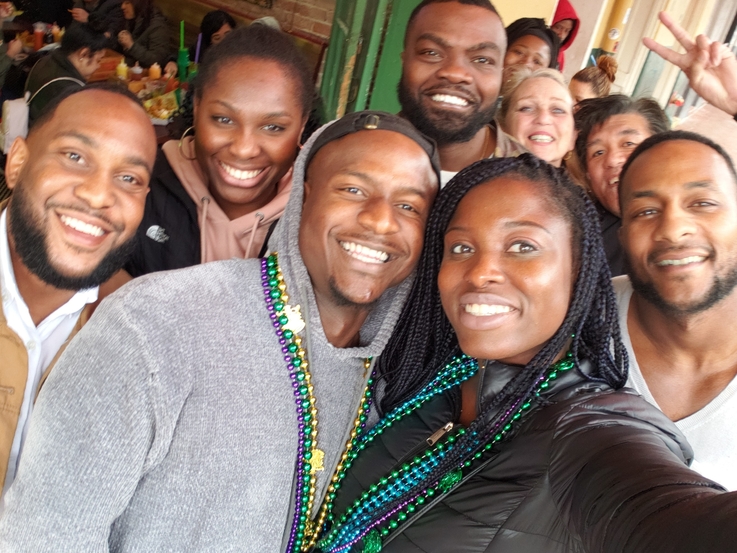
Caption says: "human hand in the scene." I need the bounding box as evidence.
[6,38,22,58]
[164,60,178,77]
[70,8,89,23]
[643,11,737,116]
[117,30,134,50]
[0,3,14,19]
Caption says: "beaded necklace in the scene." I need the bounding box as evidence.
[260,253,374,553]
[317,352,576,553]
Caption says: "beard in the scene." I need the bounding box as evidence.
[626,251,737,317]
[398,77,498,147]
[328,276,380,310]
[7,183,136,291]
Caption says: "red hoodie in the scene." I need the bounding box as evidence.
[553,0,580,71]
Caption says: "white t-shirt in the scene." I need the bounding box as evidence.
[0,209,97,502]
[613,275,737,491]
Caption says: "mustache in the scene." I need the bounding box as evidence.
[647,244,713,265]
[46,201,123,233]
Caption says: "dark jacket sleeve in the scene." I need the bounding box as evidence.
[549,394,737,553]
[126,11,172,68]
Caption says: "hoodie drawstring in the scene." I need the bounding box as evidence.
[200,196,211,262]
[245,212,265,258]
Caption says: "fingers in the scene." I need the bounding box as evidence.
[643,36,685,67]
[658,11,695,50]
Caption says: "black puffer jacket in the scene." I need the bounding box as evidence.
[331,359,736,552]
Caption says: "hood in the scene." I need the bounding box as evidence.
[553,0,580,53]
[265,122,413,361]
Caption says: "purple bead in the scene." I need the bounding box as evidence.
[284,355,292,362]
[282,347,289,354]
[279,338,286,345]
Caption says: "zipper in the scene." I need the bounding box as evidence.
[426,422,454,446]
[395,421,456,467]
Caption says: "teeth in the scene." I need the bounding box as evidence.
[431,94,469,107]
[529,134,554,143]
[60,215,104,237]
[656,256,706,267]
[609,177,620,186]
[340,241,389,264]
[220,162,264,181]
[463,304,513,316]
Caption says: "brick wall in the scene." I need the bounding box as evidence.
[210,0,336,41]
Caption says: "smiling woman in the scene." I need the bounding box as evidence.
[125,24,313,277]
[311,154,737,553]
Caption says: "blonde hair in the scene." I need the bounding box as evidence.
[499,67,571,122]
[570,55,618,97]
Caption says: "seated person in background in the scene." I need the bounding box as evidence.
[125,24,312,277]
[398,0,525,187]
[503,17,560,75]
[0,2,22,93]
[551,0,579,71]
[193,10,236,60]
[574,95,669,276]
[318,154,737,553]
[0,111,440,551]
[117,0,171,68]
[644,11,737,120]
[616,130,737,491]
[0,84,156,504]
[25,22,108,123]
[569,55,618,105]
[70,0,125,39]
[498,67,575,168]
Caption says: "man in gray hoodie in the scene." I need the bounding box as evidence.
[0,111,440,552]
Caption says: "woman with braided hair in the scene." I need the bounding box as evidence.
[311,154,737,553]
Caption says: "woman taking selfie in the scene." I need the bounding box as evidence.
[125,24,312,277]
[311,155,736,553]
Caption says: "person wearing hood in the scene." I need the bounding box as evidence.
[504,17,560,74]
[0,110,440,551]
[551,0,580,71]
[125,25,311,277]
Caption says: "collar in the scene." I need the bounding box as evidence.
[0,206,98,325]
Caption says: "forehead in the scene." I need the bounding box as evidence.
[621,140,736,199]
[589,112,650,143]
[407,2,505,51]
[554,19,574,30]
[509,35,550,56]
[514,77,570,102]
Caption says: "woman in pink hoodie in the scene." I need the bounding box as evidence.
[552,0,580,71]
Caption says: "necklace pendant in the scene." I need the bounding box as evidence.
[310,448,325,473]
[283,304,306,334]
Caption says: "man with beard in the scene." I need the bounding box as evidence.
[399,0,525,186]
[0,85,156,502]
[615,130,737,491]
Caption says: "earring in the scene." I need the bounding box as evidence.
[563,151,573,161]
[178,126,197,160]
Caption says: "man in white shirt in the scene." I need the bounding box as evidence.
[615,130,737,490]
[0,84,156,501]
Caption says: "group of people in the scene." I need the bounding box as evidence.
[1,0,737,551]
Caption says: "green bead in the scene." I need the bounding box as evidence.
[304,451,312,460]
[292,357,302,367]
[267,267,277,276]
[398,511,407,521]
[267,257,276,267]
[539,381,550,389]
[270,289,281,299]
[381,527,390,536]
[288,343,298,353]
[295,371,306,381]
[362,529,383,553]
[304,463,312,472]
[278,315,289,325]
[407,504,416,513]
[416,496,425,505]
[522,402,532,410]
[304,439,312,448]
[303,413,312,422]
[389,520,398,529]
[283,330,294,339]
[301,399,310,409]
[548,371,558,380]
[512,413,521,420]
[298,385,308,395]
[503,424,512,432]
[474,451,483,459]
[268,277,279,287]
[273,301,285,312]
[426,488,435,497]
[438,469,463,492]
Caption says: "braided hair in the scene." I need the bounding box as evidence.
[379,153,627,417]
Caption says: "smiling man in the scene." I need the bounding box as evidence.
[0,111,440,552]
[574,95,670,276]
[0,85,156,503]
[615,130,737,491]
[399,0,525,186]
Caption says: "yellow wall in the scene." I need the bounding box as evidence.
[493,0,558,26]
[593,0,617,49]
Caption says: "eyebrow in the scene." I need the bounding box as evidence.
[344,171,431,197]
[446,220,552,234]
[630,180,716,199]
[212,100,293,120]
[587,128,643,148]
[416,33,500,52]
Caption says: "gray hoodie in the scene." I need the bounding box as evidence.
[0,125,411,552]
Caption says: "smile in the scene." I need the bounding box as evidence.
[219,161,264,181]
[340,241,389,264]
[608,177,619,186]
[60,214,104,237]
[430,94,469,107]
[655,255,706,267]
[529,134,554,143]
[463,303,514,316]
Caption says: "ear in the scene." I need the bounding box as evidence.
[4,137,30,191]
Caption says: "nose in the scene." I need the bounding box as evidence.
[604,148,628,169]
[357,197,401,236]
[654,204,697,244]
[533,107,551,125]
[229,126,262,160]
[435,52,473,84]
[74,172,116,210]
[465,251,505,288]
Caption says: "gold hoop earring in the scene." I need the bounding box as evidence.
[178,126,197,160]
[563,150,573,161]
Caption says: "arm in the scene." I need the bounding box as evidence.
[550,397,737,553]
[126,18,172,68]
[0,293,183,551]
[643,11,737,116]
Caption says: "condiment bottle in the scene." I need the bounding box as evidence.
[51,24,62,43]
[116,59,128,79]
[148,62,161,80]
[130,62,143,81]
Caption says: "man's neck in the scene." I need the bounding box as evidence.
[9,243,75,327]
[438,125,495,173]
[313,292,371,348]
